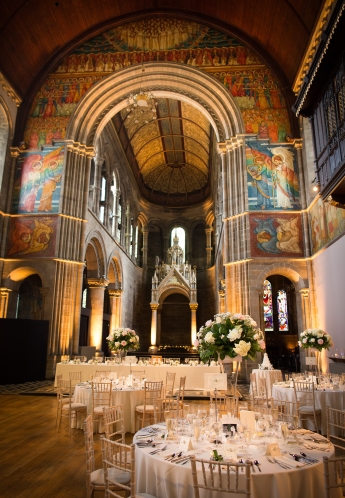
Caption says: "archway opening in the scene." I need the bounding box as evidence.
[160,294,190,346]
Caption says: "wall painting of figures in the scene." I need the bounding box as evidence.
[23,18,291,149]
[246,138,300,211]
[11,146,64,215]
[7,216,59,258]
[249,213,304,258]
[309,197,345,254]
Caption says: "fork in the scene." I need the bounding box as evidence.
[149,445,167,455]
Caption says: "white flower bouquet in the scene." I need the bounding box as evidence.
[298,328,333,351]
[195,311,265,363]
[106,327,140,353]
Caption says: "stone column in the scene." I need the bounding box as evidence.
[87,277,109,351]
[150,303,159,346]
[0,288,12,318]
[125,203,131,254]
[299,288,311,332]
[92,155,104,216]
[113,188,120,239]
[190,303,198,345]
[108,289,123,331]
[104,173,112,230]
[218,289,225,314]
[142,228,148,270]
[205,227,213,267]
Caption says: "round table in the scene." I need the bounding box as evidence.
[271,383,345,435]
[73,383,145,433]
[134,423,340,498]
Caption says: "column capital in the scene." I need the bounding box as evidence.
[189,303,198,311]
[293,139,303,149]
[108,288,123,298]
[217,142,227,155]
[87,277,109,288]
[65,140,95,157]
[10,147,21,158]
[150,303,159,311]
[299,288,309,298]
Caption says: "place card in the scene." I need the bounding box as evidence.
[204,373,227,390]
[179,437,193,451]
[266,443,281,456]
[240,410,256,431]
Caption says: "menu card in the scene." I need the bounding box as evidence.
[239,410,256,431]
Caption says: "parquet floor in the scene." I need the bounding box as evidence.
[0,385,251,497]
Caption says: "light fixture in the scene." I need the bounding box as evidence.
[126,90,157,124]
[312,176,320,192]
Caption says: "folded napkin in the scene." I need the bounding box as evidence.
[303,441,330,450]
[275,456,306,468]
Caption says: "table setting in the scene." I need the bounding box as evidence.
[133,408,341,498]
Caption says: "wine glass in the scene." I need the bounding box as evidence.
[197,409,207,426]
[212,421,222,447]
[280,422,289,440]
[193,418,202,443]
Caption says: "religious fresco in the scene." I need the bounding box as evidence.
[249,213,304,258]
[245,138,300,211]
[7,215,59,258]
[23,18,291,149]
[309,197,345,254]
[11,146,64,214]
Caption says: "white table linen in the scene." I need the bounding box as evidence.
[134,424,340,498]
[54,363,221,390]
[251,369,282,398]
[73,384,145,433]
[272,384,345,434]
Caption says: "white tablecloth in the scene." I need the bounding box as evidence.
[73,384,145,433]
[272,384,345,434]
[134,424,340,498]
[251,369,282,398]
[54,363,221,390]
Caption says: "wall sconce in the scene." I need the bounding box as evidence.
[148,345,158,354]
[312,177,320,192]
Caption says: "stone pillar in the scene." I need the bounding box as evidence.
[190,303,198,345]
[205,227,213,267]
[104,173,112,230]
[218,289,225,314]
[109,289,123,331]
[142,228,148,269]
[92,155,104,216]
[87,277,109,351]
[299,288,311,332]
[125,203,131,254]
[150,303,159,346]
[157,308,162,345]
[113,188,120,239]
[0,288,12,318]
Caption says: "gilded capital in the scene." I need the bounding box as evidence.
[150,303,159,311]
[299,288,309,298]
[189,304,198,311]
[87,277,109,288]
[217,142,227,155]
[108,288,123,298]
[10,147,21,158]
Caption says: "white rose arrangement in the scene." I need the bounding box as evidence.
[298,328,333,351]
[195,311,265,363]
[106,327,140,353]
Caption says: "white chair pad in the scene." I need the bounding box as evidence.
[62,402,86,410]
[94,406,109,414]
[135,405,156,412]
[299,406,321,413]
[91,467,131,486]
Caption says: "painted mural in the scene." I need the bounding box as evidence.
[309,197,345,254]
[246,138,299,211]
[23,18,291,149]
[7,216,59,258]
[11,146,64,214]
[249,213,304,258]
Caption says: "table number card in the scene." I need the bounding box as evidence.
[204,373,227,390]
[266,443,281,456]
[239,410,256,431]
[179,437,193,451]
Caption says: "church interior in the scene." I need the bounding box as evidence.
[1,1,345,495]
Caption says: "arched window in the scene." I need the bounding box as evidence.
[99,175,106,223]
[82,288,88,308]
[263,279,273,331]
[171,227,185,256]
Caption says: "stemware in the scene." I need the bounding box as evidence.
[212,421,222,447]
[193,418,202,442]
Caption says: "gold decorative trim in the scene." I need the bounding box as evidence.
[0,72,22,106]
[292,0,335,95]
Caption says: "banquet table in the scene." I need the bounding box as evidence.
[250,369,282,398]
[271,383,345,435]
[54,363,222,390]
[134,423,341,498]
[73,383,145,433]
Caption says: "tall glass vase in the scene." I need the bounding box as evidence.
[309,348,322,376]
[218,355,242,396]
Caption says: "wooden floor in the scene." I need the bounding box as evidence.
[0,394,211,498]
[0,395,98,498]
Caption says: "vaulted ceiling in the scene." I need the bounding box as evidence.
[1,0,324,103]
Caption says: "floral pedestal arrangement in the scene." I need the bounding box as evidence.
[298,328,333,374]
[106,327,140,357]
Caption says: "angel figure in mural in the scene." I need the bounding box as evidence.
[247,155,272,210]
[276,217,301,253]
[37,160,62,212]
[270,147,296,209]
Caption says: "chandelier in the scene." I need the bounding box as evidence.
[126,90,157,124]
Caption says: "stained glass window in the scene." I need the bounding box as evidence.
[263,280,273,331]
[82,288,87,308]
[277,290,289,331]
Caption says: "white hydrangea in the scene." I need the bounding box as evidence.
[204,332,215,344]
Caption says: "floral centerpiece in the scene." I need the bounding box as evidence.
[106,327,140,354]
[298,328,333,351]
[195,312,265,363]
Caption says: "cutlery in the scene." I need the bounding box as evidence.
[289,453,311,465]
[254,460,261,472]
[300,452,318,463]
[250,461,256,473]
[273,458,291,469]
[266,457,275,464]
[149,445,167,455]
[238,459,244,472]
[164,453,176,460]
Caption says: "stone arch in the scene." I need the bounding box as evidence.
[255,262,307,294]
[66,63,244,147]
[107,252,123,287]
[5,266,43,290]
[84,233,107,278]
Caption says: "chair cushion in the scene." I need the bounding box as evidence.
[62,402,86,410]
[135,405,156,412]
[299,406,321,413]
[94,406,109,414]
[90,467,131,486]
